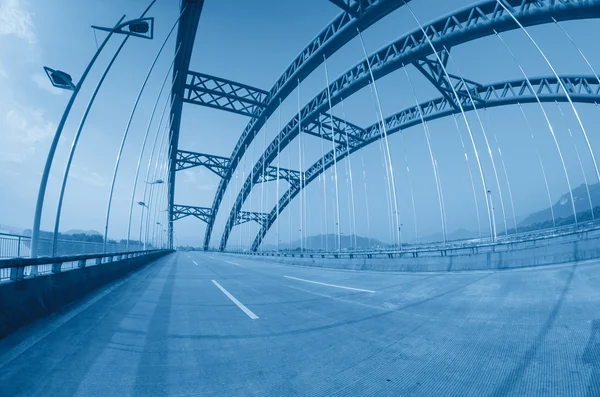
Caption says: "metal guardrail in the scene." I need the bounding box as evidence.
[0,233,28,258]
[233,223,600,260]
[0,232,148,259]
[0,249,173,282]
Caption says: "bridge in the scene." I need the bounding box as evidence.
[1,0,600,395]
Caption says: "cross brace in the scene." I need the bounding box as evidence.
[256,166,303,187]
[176,150,230,177]
[327,0,361,18]
[302,112,366,147]
[173,204,213,223]
[235,211,270,226]
[183,71,268,117]
[413,48,484,110]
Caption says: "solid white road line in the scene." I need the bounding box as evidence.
[284,276,375,293]
[211,280,259,320]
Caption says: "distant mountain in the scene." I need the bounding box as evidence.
[520,183,600,227]
[417,227,479,244]
[264,234,386,251]
[0,224,25,235]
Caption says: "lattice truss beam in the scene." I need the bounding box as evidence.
[255,166,303,188]
[302,112,366,146]
[413,48,485,109]
[176,149,303,186]
[249,74,600,251]
[176,150,230,177]
[327,0,361,18]
[173,205,213,223]
[218,0,600,251]
[234,211,270,226]
[183,71,269,117]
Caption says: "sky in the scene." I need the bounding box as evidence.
[1,0,600,250]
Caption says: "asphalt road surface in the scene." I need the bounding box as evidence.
[0,252,599,396]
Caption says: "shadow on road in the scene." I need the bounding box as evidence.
[491,265,577,397]
[132,255,179,397]
[583,319,600,397]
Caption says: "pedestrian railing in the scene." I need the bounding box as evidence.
[0,232,148,259]
[0,233,29,258]
[233,223,600,260]
[0,249,172,282]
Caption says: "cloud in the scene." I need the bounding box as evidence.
[0,101,55,163]
[0,0,36,43]
[70,167,108,187]
[32,72,63,95]
[181,169,215,191]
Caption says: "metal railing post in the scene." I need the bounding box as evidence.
[10,266,24,281]
[51,262,62,274]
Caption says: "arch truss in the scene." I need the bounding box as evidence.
[250,74,600,250]
[166,0,600,251]
[217,0,600,251]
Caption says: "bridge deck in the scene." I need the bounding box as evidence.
[0,252,598,396]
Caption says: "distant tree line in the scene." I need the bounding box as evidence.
[21,229,149,247]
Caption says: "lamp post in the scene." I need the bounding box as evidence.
[153,222,161,249]
[399,223,403,251]
[50,11,155,258]
[31,7,156,260]
[487,189,497,242]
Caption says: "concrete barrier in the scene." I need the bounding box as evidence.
[230,229,600,273]
[0,251,171,338]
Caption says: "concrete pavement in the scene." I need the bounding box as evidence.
[0,251,599,396]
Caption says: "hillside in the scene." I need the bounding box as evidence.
[520,183,600,227]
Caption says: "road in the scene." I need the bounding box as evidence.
[0,251,599,396]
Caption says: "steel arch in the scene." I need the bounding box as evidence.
[250,75,600,251]
[202,0,414,250]
[168,0,205,249]
[218,0,600,251]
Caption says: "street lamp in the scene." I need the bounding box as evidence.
[31,5,157,260]
[145,179,164,184]
[43,67,76,91]
[137,201,147,208]
[92,17,154,40]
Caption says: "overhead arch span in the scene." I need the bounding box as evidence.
[250,75,600,251]
[202,0,414,249]
[218,0,600,251]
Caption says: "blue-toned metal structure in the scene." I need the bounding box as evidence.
[161,0,600,252]
[192,0,416,250]
[251,75,600,250]
[168,0,205,249]
[172,204,212,223]
[214,0,600,251]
